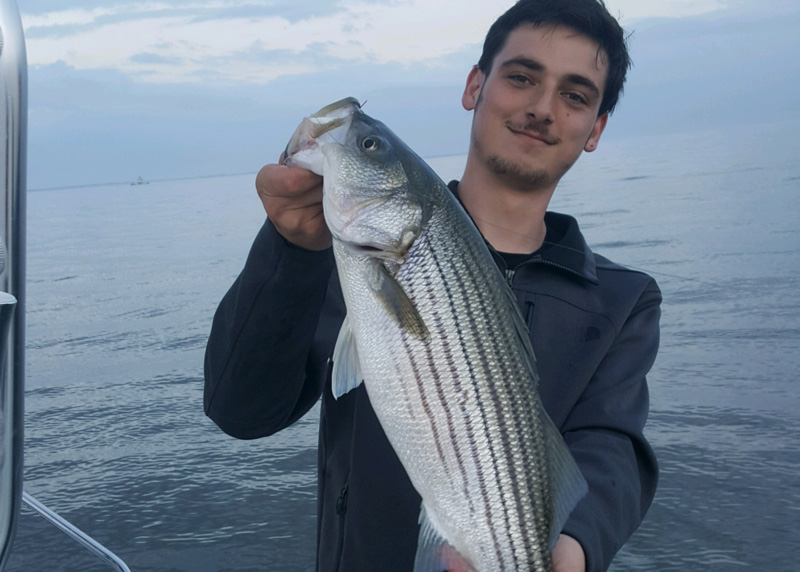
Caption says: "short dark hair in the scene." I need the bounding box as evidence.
[477,0,631,116]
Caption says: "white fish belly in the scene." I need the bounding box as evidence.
[337,210,553,571]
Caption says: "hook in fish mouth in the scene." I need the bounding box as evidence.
[311,97,362,118]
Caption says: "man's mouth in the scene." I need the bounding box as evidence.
[507,123,557,145]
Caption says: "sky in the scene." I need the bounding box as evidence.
[13,0,800,189]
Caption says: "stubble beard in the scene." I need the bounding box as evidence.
[470,84,578,192]
[484,152,553,191]
[471,89,559,192]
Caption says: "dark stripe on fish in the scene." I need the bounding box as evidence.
[441,236,513,570]
[418,242,474,510]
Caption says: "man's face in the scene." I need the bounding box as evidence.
[462,24,609,192]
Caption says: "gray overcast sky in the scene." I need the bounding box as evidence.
[15,0,800,189]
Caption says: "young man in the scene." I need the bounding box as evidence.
[204,1,661,571]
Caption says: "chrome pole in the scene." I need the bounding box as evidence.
[21,493,132,572]
[0,0,26,569]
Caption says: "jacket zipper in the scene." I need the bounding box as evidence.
[533,259,586,278]
[332,478,349,572]
[505,258,588,286]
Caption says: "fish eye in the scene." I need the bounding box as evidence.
[361,137,379,151]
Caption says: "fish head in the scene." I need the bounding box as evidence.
[285,97,432,263]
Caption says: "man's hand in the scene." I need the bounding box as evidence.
[552,534,586,572]
[256,158,331,251]
[440,546,476,572]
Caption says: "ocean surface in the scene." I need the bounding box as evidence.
[4,120,799,571]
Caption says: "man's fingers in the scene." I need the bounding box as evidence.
[439,546,476,572]
[256,163,322,200]
[268,196,324,227]
[254,161,331,251]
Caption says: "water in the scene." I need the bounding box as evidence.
[5,121,800,570]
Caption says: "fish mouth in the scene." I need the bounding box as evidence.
[307,97,362,139]
[284,97,362,168]
[312,97,362,118]
[308,97,361,139]
[308,116,349,139]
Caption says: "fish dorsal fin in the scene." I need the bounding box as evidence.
[371,262,429,341]
[540,403,588,549]
[502,280,588,548]
[331,315,364,399]
[413,504,470,572]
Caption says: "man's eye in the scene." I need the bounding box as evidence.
[564,92,588,105]
[509,74,530,84]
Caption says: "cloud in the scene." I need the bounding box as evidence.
[20,1,517,83]
[607,0,728,22]
[129,52,182,65]
[19,0,760,87]
[22,7,117,29]
[20,0,798,189]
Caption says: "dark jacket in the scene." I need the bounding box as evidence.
[204,194,661,572]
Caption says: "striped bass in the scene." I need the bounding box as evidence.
[284,97,587,572]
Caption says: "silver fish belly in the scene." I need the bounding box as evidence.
[285,97,587,572]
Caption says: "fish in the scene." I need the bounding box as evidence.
[284,97,588,572]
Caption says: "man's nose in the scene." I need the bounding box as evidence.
[526,89,556,124]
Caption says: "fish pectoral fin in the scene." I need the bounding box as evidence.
[372,263,429,341]
[541,400,589,550]
[414,504,470,572]
[331,315,364,399]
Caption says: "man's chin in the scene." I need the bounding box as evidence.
[487,155,552,191]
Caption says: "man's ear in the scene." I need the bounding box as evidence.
[462,66,484,111]
[585,113,608,152]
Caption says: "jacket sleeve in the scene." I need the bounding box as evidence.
[203,218,336,439]
[560,280,661,572]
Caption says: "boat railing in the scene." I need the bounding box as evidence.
[0,2,131,570]
[0,0,27,567]
[21,493,132,572]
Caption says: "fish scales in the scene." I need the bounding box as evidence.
[284,97,587,572]
[334,194,550,569]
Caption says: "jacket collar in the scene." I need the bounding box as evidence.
[447,180,598,284]
[537,212,599,283]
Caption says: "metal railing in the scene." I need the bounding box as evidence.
[21,493,132,572]
[0,0,27,567]
[0,2,131,570]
